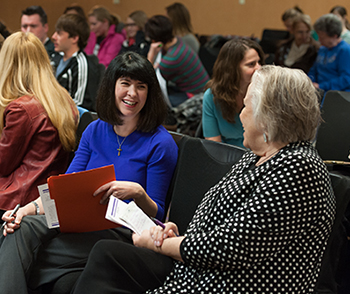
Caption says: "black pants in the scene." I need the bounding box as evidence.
[0,215,159,293]
[72,240,174,294]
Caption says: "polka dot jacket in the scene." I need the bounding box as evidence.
[148,141,336,293]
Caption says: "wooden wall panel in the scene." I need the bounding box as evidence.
[1,0,349,40]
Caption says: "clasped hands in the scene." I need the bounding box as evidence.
[133,221,178,248]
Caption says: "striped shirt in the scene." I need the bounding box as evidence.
[159,38,209,94]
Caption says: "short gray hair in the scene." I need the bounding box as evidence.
[249,65,321,143]
[314,13,342,37]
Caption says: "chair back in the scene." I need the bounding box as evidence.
[166,132,246,234]
[316,91,350,161]
[315,172,350,293]
[259,29,290,54]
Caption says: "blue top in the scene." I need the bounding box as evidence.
[202,89,245,148]
[308,40,350,92]
[67,119,178,220]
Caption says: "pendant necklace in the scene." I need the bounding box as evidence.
[116,134,128,156]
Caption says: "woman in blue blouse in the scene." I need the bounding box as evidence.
[0,52,178,292]
[202,38,264,148]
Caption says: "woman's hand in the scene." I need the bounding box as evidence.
[133,222,184,261]
[2,205,34,236]
[94,180,145,205]
[133,222,179,248]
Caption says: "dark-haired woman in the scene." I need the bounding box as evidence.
[202,38,264,148]
[0,52,178,292]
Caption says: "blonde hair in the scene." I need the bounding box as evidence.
[0,32,78,151]
[166,2,193,36]
[292,14,312,31]
[129,10,148,31]
[250,65,321,143]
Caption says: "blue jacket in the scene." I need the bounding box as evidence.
[308,40,350,92]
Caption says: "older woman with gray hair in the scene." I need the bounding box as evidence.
[72,65,335,294]
[308,13,350,92]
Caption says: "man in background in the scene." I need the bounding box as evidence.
[21,6,56,57]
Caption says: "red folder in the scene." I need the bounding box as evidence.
[47,165,120,233]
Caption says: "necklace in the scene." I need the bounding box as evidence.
[116,134,128,156]
[256,149,280,166]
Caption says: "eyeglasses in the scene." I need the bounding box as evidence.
[124,23,137,27]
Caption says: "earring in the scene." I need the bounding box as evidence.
[263,133,268,143]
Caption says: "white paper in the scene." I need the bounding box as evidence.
[105,196,130,228]
[38,184,60,229]
[105,196,155,235]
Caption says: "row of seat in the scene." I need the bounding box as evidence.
[71,105,350,292]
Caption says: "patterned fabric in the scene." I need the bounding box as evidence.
[159,38,209,94]
[148,141,335,293]
[172,92,203,136]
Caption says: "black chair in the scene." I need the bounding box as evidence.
[76,111,98,145]
[166,132,246,234]
[68,111,98,165]
[259,29,290,55]
[315,172,350,294]
[316,91,350,161]
[198,35,228,77]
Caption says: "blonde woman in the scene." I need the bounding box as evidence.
[0,32,78,216]
[274,14,319,73]
[119,10,150,57]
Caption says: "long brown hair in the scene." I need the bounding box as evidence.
[206,38,264,123]
[166,2,193,36]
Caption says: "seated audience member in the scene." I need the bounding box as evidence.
[281,6,319,41]
[85,6,125,68]
[119,10,150,57]
[330,5,350,44]
[274,14,319,73]
[63,4,87,20]
[166,2,200,54]
[0,52,178,293]
[308,14,350,92]
[145,15,209,107]
[0,32,78,217]
[203,38,264,148]
[281,6,303,33]
[69,65,335,293]
[21,6,58,58]
[52,14,102,111]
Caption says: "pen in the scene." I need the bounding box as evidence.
[150,217,179,237]
[1,204,20,231]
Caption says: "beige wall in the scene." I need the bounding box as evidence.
[2,0,350,40]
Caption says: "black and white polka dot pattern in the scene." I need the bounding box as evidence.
[148,141,335,293]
